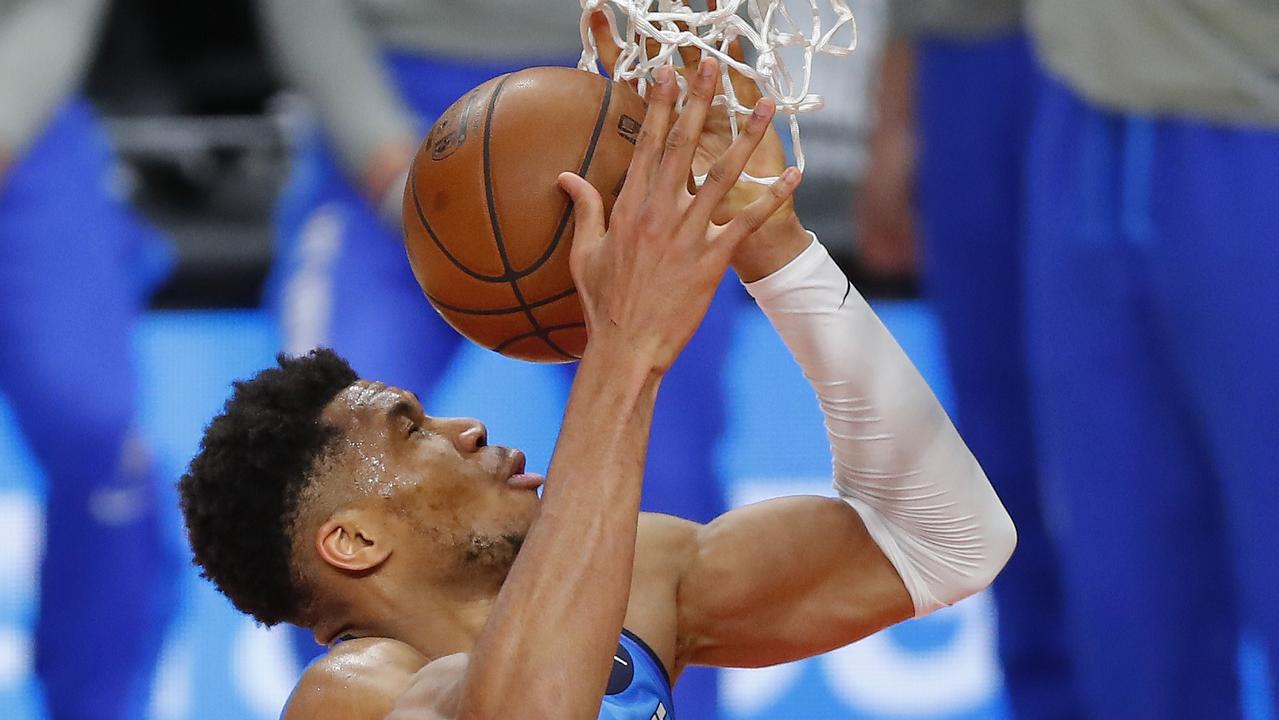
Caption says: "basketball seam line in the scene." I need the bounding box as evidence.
[494,322,588,354]
[515,75,615,278]
[427,285,578,316]
[482,76,573,360]
[409,166,513,283]
[483,75,612,361]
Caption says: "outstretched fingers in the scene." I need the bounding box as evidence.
[558,172,606,244]
[716,167,802,251]
[616,65,678,213]
[654,57,719,198]
[686,97,777,221]
[589,11,624,79]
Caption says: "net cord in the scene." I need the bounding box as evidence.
[577,0,856,185]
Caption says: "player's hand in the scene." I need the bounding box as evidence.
[589,8,792,226]
[589,7,806,283]
[558,61,800,372]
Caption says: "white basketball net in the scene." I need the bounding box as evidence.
[577,0,857,184]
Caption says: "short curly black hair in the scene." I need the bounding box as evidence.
[178,348,358,627]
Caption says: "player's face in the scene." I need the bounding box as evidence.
[321,381,545,575]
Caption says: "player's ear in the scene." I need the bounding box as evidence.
[315,509,392,572]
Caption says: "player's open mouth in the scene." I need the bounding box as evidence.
[504,449,545,490]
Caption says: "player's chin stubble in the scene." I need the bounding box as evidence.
[462,532,526,573]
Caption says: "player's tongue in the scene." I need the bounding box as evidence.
[507,472,546,490]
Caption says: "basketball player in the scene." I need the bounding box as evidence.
[859,3,1084,717]
[0,2,177,717]
[180,58,1015,719]
[258,6,740,708]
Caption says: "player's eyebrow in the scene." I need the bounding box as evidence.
[388,399,415,420]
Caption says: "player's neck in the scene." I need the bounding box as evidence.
[347,581,499,660]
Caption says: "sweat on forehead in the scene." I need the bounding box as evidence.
[320,383,419,470]
[327,381,417,418]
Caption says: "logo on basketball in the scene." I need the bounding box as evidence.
[428,92,482,160]
[617,114,642,145]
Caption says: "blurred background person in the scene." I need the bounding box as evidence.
[255,2,731,716]
[859,3,1083,719]
[0,0,178,718]
[1021,1,1279,717]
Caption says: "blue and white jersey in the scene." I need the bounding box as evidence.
[599,630,674,720]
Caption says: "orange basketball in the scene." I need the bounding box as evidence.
[401,66,647,363]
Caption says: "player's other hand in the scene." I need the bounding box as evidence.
[589,7,808,283]
[558,61,799,372]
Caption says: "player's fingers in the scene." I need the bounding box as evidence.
[718,33,762,106]
[705,0,745,62]
[686,97,775,217]
[589,11,622,77]
[619,65,678,207]
[645,36,662,64]
[675,22,700,69]
[717,167,802,249]
[655,57,718,196]
[727,52,762,105]
[703,0,759,106]
[558,172,606,242]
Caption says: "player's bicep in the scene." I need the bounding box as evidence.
[675,496,913,669]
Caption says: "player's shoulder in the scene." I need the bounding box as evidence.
[637,511,701,561]
[635,511,704,590]
[282,638,430,720]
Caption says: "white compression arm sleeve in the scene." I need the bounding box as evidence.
[744,236,1016,617]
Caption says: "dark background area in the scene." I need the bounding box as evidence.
[87,0,285,309]
[83,0,913,309]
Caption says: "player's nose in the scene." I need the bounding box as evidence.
[437,416,487,453]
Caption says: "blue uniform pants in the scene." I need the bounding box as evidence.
[916,35,1085,719]
[268,53,727,720]
[0,99,177,719]
[1024,72,1279,719]
[915,33,1084,720]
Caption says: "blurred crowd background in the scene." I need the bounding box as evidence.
[0,0,1275,719]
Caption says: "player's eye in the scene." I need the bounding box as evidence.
[403,418,423,438]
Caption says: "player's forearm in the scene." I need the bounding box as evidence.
[746,237,1015,616]
[731,211,811,283]
[258,0,418,191]
[457,345,660,719]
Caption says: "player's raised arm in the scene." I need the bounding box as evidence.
[257,0,418,206]
[657,202,1016,669]
[389,61,798,720]
[582,15,1016,667]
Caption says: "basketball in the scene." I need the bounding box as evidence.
[402,66,647,363]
